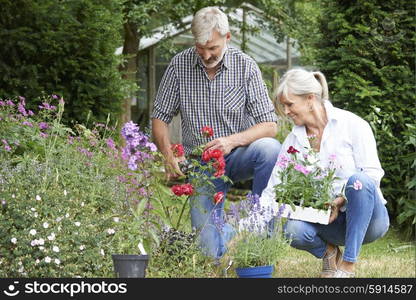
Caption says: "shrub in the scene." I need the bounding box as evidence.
[313,0,415,237]
[0,96,158,277]
[0,0,128,125]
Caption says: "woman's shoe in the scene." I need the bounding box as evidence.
[333,269,355,278]
[320,246,342,278]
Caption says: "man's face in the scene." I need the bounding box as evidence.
[195,30,231,69]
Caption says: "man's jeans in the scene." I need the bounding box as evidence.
[284,172,390,262]
[190,137,281,258]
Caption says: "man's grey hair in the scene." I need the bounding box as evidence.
[191,7,229,45]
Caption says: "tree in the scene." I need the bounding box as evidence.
[0,0,128,125]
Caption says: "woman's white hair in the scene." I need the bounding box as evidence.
[191,7,229,45]
[276,68,329,103]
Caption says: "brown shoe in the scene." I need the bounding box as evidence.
[320,246,342,278]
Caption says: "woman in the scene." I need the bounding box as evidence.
[259,68,390,278]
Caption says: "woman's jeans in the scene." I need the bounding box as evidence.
[190,137,281,258]
[284,173,390,262]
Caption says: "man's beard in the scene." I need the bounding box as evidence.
[201,46,227,69]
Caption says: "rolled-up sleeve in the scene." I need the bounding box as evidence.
[245,62,278,124]
[151,63,180,124]
[352,119,385,187]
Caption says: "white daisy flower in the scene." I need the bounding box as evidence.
[47,233,56,241]
[54,259,60,265]
[29,229,37,236]
[107,228,115,235]
[74,222,81,227]
[43,222,49,229]
[52,246,60,253]
[11,238,17,244]
[113,217,120,223]
[44,256,51,263]
[36,195,41,201]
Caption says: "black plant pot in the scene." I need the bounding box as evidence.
[112,254,149,278]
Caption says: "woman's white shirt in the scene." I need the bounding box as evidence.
[259,100,386,218]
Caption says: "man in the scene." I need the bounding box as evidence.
[151,6,281,258]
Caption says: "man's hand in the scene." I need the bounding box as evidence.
[164,154,185,181]
[328,196,345,224]
[204,137,235,155]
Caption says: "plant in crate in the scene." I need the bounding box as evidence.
[273,142,340,224]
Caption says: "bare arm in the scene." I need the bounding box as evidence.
[204,122,278,155]
[152,118,184,179]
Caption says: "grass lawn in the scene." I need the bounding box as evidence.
[274,225,415,278]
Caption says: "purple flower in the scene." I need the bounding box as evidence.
[39,102,56,110]
[39,122,49,130]
[39,132,48,138]
[22,121,33,127]
[6,100,15,106]
[52,94,59,99]
[146,142,157,152]
[106,138,116,151]
[0,100,5,106]
[18,103,28,116]
[28,110,34,116]
[127,156,138,171]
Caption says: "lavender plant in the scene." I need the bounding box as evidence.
[222,194,290,270]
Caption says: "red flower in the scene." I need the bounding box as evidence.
[171,185,183,196]
[213,191,224,204]
[213,156,226,170]
[287,146,300,154]
[181,183,194,196]
[210,149,223,159]
[171,183,194,197]
[171,144,184,158]
[214,168,226,178]
[202,149,212,162]
[201,126,214,138]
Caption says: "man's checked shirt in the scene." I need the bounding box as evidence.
[151,46,278,155]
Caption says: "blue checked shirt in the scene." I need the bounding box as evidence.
[151,46,278,155]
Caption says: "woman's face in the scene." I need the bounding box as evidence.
[279,93,312,126]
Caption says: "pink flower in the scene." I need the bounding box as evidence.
[353,180,363,190]
[294,164,310,175]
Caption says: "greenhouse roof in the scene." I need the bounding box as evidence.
[116,3,299,64]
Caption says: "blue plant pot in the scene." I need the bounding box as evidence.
[235,265,274,278]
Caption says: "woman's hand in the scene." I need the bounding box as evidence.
[328,196,345,224]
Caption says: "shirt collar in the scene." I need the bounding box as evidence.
[291,100,338,146]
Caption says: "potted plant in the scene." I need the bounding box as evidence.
[273,143,340,224]
[108,121,162,278]
[224,194,290,278]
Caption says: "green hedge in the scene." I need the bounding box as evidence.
[314,0,415,237]
[0,0,128,125]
